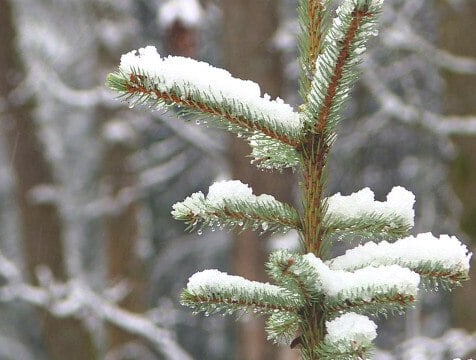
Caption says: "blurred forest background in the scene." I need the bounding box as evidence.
[0,0,475,359]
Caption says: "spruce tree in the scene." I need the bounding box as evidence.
[106,0,472,358]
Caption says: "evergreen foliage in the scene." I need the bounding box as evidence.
[107,0,472,358]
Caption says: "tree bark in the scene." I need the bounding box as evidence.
[0,1,97,358]
[439,1,476,334]
[101,138,146,351]
[220,1,298,359]
[92,1,147,352]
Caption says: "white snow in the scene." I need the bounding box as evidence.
[119,46,302,134]
[187,269,284,297]
[102,119,136,144]
[171,191,206,217]
[303,254,420,300]
[172,180,280,217]
[325,312,377,349]
[207,180,253,206]
[158,0,204,29]
[328,233,472,274]
[326,186,415,228]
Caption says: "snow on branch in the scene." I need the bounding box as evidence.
[302,0,383,135]
[181,269,303,316]
[324,186,415,237]
[304,254,420,316]
[172,180,301,234]
[328,233,472,289]
[107,46,303,149]
[315,312,377,359]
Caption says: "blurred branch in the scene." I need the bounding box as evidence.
[375,328,476,359]
[24,62,116,108]
[363,57,476,136]
[382,21,476,75]
[0,252,194,360]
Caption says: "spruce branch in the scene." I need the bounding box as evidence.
[108,71,300,147]
[328,234,472,290]
[106,48,304,151]
[303,254,420,317]
[110,69,302,169]
[181,270,303,316]
[302,0,383,136]
[172,180,301,234]
[324,213,411,239]
[266,250,323,301]
[314,312,376,360]
[325,290,416,318]
[248,134,303,170]
[298,0,332,98]
[265,312,302,345]
[323,186,415,238]
[313,342,374,360]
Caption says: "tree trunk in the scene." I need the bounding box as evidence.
[101,137,146,351]
[92,1,147,352]
[439,1,476,334]
[220,1,298,359]
[0,1,96,358]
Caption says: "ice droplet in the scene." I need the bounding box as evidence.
[195,119,201,125]
[197,229,203,235]
[128,103,134,109]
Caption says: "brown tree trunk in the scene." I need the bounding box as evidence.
[101,137,146,351]
[439,2,476,334]
[92,2,147,352]
[220,1,299,359]
[0,1,96,358]
[101,5,201,353]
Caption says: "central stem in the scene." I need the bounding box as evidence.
[300,302,325,360]
[302,134,328,256]
[299,134,329,360]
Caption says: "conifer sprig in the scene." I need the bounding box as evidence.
[324,213,411,239]
[248,134,303,169]
[327,233,472,290]
[265,312,302,345]
[314,341,374,360]
[302,0,383,137]
[298,0,332,98]
[106,0,472,358]
[266,250,323,301]
[108,69,304,169]
[108,71,301,146]
[181,270,303,316]
[325,289,416,318]
[314,313,376,360]
[171,181,301,234]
